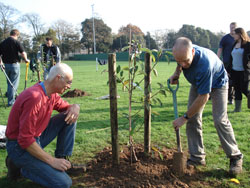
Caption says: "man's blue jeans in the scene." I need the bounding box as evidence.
[6,113,77,188]
[4,63,20,106]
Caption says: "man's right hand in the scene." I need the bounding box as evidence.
[169,74,179,84]
[50,157,71,171]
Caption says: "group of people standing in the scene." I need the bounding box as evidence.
[0,24,248,188]
[0,30,60,106]
[217,22,250,112]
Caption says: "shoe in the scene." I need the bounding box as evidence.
[187,159,206,167]
[228,99,234,105]
[229,155,243,175]
[5,156,21,180]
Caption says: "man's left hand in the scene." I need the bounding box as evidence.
[173,117,187,131]
[64,104,80,124]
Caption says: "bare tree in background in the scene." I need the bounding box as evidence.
[0,2,20,39]
[23,13,44,37]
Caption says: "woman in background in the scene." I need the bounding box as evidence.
[229,27,250,112]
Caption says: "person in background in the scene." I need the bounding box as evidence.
[217,22,237,105]
[0,29,29,106]
[169,37,243,175]
[228,27,250,112]
[5,63,80,188]
[39,37,61,80]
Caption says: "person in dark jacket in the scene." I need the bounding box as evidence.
[217,22,237,104]
[228,27,250,112]
[39,37,61,80]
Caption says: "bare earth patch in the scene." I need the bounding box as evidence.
[62,89,90,98]
[70,144,223,188]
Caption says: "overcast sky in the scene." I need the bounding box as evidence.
[2,0,250,35]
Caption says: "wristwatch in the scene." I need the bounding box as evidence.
[183,113,190,120]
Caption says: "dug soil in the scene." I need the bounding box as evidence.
[71,144,220,188]
[62,89,90,98]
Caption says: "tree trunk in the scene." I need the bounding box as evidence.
[108,53,119,166]
[144,52,151,154]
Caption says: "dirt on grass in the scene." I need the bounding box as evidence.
[62,89,90,98]
[71,144,221,188]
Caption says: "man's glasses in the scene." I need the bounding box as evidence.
[60,75,72,85]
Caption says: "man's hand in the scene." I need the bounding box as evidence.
[173,116,187,131]
[50,158,71,171]
[25,59,30,64]
[64,104,80,124]
[169,74,179,84]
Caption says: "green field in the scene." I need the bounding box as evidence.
[0,61,249,187]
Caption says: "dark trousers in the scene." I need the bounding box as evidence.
[225,64,234,101]
[231,70,249,100]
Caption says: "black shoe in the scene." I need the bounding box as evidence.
[5,156,21,180]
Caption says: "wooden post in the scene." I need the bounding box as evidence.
[108,53,120,165]
[144,53,151,154]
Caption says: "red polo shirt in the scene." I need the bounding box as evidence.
[6,83,70,149]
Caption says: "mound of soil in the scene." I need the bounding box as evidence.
[71,144,210,188]
[62,89,90,98]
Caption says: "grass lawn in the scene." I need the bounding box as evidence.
[0,60,249,187]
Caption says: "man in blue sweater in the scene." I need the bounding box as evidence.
[169,37,243,175]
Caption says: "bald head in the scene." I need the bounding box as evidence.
[172,37,194,69]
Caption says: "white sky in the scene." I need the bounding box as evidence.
[1,0,250,35]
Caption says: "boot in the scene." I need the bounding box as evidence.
[247,93,250,109]
[233,100,242,112]
[5,156,21,180]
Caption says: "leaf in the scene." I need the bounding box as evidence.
[141,48,151,54]
[106,80,109,85]
[230,178,240,184]
[120,70,123,77]
[159,89,166,97]
[152,111,160,116]
[123,80,129,86]
[116,65,121,74]
[152,146,159,152]
[159,152,164,161]
[121,46,130,51]
[156,98,163,106]
[157,82,164,89]
[134,65,138,73]
[153,68,158,77]
[123,66,129,71]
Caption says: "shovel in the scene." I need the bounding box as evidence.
[167,79,186,175]
[24,61,30,90]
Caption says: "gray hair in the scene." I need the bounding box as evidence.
[47,63,73,81]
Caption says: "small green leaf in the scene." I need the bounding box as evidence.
[123,66,129,71]
[121,46,130,51]
[116,65,121,74]
[153,68,158,77]
[159,89,166,97]
[120,70,123,77]
[152,111,160,115]
[157,82,163,89]
[156,98,163,106]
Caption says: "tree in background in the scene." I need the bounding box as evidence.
[52,20,81,58]
[163,24,225,50]
[144,32,158,50]
[112,34,127,52]
[81,18,112,54]
[118,24,145,47]
[0,2,20,40]
[22,13,44,38]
